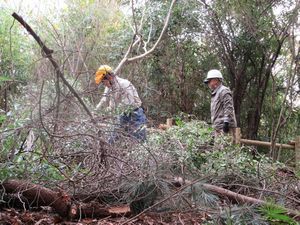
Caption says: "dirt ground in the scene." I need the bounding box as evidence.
[0,208,210,225]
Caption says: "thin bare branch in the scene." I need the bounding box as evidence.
[114,0,176,74]
[12,12,94,120]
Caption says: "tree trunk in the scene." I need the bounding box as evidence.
[246,107,261,139]
[178,60,194,113]
[232,71,247,128]
[1,179,131,219]
[1,179,71,217]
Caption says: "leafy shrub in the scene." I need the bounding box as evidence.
[258,203,298,225]
[139,120,283,182]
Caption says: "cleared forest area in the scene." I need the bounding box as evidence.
[0,0,299,224]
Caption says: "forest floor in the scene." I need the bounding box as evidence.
[0,208,209,225]
[1,121,299,225]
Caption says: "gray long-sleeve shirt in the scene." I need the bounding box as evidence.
[211,84,237,130]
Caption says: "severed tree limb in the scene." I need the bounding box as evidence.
[202,183,300,219]
[202,183,265,205]
[1,179,299,220]
[11,12,94,120]
[170,179,300,220]
[1,179,71,217]
[0,179,131,219]
[225,182,300,204]
[69,202,131,219]
[123,177,300,224]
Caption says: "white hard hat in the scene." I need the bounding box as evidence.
[204,69,223,83]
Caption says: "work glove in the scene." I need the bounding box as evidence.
[223,122,229,133]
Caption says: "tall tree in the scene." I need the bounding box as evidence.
[199,0,300,139]
[123,0,216,119]
[0,9,32,112]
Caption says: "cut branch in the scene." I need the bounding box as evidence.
[1,179,71,217]
[171,178,300,220]
[11,12,94,120]
[201,183,300,219]
[1,179,131,219]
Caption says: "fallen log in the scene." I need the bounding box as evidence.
[202,183,264,205]
[202,183,300,219]
[1,179,71,217]
[0,179,131,219]
[171,178,300,220]
[69,202,131,219]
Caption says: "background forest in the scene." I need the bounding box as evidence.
[0,0,300,224]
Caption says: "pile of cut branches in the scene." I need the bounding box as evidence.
[1,117,299,224]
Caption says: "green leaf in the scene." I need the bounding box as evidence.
[0,76,12,82]
[259,203,298,225]
[0,115,6,123]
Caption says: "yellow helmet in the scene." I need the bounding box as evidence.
[95,65,113,84]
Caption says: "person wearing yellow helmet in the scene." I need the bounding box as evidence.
[95,65,114,85]
[95,65,147,143]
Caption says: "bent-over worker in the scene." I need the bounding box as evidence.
[95,65,147,143]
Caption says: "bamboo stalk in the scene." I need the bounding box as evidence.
[295,136,300,171]
[234,128,241,144]
[166,118,173,127]
[240,138,294,149]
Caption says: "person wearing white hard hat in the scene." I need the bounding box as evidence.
[204,69,237,140]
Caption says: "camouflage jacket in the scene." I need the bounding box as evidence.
[211,84,237,130]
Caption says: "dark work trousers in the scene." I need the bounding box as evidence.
[109,107,147,144]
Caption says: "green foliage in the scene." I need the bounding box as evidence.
[0,150,64,182]
[0,9,34,115]
[0,76,12,83]
[0,93,64,182]
[190,183,219,208]
[174,117,184,127]
[143,120,282,182]
[0,126,64,182]
[213,206,269,225]
[56,0,129,68]
[258,202,298,225]
[125,180,159,214]
[200,0,300,140]
[0,114,6,124]
[0,9,33,82]
[124,119,290,223]
[126,0,214,119]
[155,120,212,167]
[199,144,280,181]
